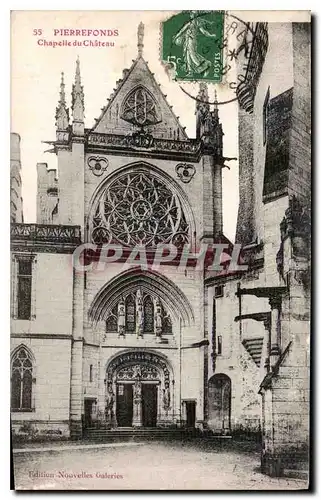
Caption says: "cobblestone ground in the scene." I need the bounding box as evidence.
[12,439,308,491]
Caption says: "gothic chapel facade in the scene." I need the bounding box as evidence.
[11,21,310,475]
[11,24,227,438]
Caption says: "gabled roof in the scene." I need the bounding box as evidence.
[91,56,189,141]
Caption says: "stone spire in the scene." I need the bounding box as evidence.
[196,82,210,139]
[137,22,144,58]
[213,89,218,109]
[196,82,210,116]
[211,89,223,156]
[55,72,69,131]
[195,84,223,155]
[212,89,219,121]
[72,56,85,135]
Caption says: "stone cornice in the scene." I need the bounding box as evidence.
[204,258,264,286]
[11,333,72,340]
[235,286,287,299]
[11,223,81,254]
[86,131,202,162]
[43,129,229,163]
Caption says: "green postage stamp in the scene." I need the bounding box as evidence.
[162,10,225,82]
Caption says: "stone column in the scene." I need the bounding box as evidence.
[213,163,223,238]
[157,384,162,424]
[97,342,106,425]
[136,290,144,339]
[260,315,271,379]
[154,297,163,343]
[105,381,116,428]
[269,296,281,367]
[171,380,176,424]
[70,270,84,439]
[181,401,187,427]
[200,155,215,243]
[70,339,84,439]
[132,380,142,427]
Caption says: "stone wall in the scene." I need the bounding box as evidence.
[206,277,268,435]
[255,22,310,476]
[11,337,72,440]
[11,252,73,336]
[288,23,311,202]
[36,163,58,224]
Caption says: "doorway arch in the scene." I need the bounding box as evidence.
[105,350,173,428]
[208,374,231,433]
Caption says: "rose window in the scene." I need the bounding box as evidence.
[90,171,189,247]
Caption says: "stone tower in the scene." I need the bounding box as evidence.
[10,132,23,223]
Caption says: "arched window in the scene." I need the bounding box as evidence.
[125,295,136,333]
[143,295,154,332]
[163,313,173,334]
[11,346,34,411]
[106,305,118,332]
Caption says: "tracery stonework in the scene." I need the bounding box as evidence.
[120,86,161,127]
[116,364,159,381]
[106,351,170,384]
[91,171,189,247]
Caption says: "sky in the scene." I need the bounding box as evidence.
[11,10,240,241]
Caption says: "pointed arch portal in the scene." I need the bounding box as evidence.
[88,268,194,328]
[105,350,173,428]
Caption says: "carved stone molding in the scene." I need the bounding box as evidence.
[106,351,170,384]
[277,196,311,280]
[88,156,109,176]
[175,163,196,183]
[87,132,200,155]
[116,364,159,381]
[280,196,311,242]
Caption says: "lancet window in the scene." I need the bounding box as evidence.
[105,290,172,337]
[11,346,34,411]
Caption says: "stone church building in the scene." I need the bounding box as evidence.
[11,21,310,475]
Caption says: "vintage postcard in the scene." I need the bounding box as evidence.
[11,10,311,490]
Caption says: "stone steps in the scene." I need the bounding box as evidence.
[242,337,264,367]
[83,427,197,442]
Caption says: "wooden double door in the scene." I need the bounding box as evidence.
[116,383,158,427]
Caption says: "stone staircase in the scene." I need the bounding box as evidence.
[83,427,198,443]
[242,337,263,367]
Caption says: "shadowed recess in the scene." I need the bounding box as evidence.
[88,268,195,327]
